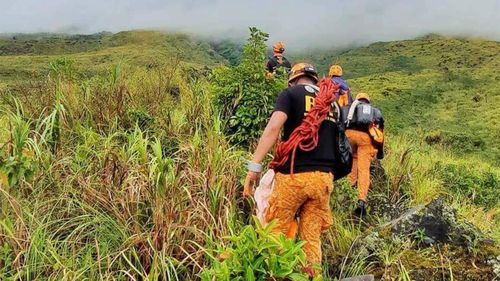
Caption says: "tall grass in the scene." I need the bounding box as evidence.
[1,56,498,280]
[0,60,246,280]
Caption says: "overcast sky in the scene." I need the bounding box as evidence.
[1,0,499,49]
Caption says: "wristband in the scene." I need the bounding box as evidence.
[245,160,263,173]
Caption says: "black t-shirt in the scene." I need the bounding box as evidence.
[273,84,340,174]
[267,55,292,73]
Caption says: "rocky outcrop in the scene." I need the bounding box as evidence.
[383,198,480,246]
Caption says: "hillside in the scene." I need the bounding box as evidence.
[0,31,224,88]
[0,30,499,280]
[297,35,500,166]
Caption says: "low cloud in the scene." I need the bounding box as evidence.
[1,0,499,49]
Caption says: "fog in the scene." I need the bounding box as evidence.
[1,0,499,49]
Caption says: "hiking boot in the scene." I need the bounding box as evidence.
[354,200,367,218]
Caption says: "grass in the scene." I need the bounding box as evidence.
[0,63,246,279]
[0,30,499,280]
[301,35,500,166]
[0,30,224,86]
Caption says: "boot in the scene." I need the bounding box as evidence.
[354,200,366,218]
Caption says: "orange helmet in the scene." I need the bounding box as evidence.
[288,63,318,83]
[329,64,343,76]
[356,92,370,102]
[273,41,285,53]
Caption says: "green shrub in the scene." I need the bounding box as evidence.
[200,218,311,281]
[386,55,423,74]
[438,163,499,208]
[0,106,38,188]
[0,242,14,280]
[211,27,287,145]
[442,132,485,154]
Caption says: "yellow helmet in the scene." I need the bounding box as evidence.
[329,65,343,76]
[356,92,370,102]
[288,63,318,83]
[273,41,285,53]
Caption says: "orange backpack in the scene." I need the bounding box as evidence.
[368,123,384,145]
[337,91,350,107]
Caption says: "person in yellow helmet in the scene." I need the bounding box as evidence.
[329,64,353,107]
[244,63,341,277]
[345,92,384,217]
[267,41,292,74]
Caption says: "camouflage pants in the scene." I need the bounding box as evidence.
[265,171,333,268]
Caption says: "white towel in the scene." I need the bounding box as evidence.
[254,169,275,226]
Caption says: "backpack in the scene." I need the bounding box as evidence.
[346,100,385,146]
[269,55,291,72]
[332,102,353,180]
[370,107,384,145]
[346,100,374,127]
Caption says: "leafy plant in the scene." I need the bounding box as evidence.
[0,105,37,188]
[438,162,498,208]
[211,27,287,145]
[413,228,431,245]
[199,217,310,281]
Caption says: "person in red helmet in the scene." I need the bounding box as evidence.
[267,41,292,74]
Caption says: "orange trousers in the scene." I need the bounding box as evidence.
[265,171,333,269]
[346,130,376,202]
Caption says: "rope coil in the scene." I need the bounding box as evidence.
[270,78,339,174]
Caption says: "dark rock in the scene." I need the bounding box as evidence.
[352,232,386,258]
[386,199,482,246]
[425,132,443,145]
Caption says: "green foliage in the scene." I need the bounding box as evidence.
[438,162,499,208]
[0,31,224,86]
[0,56,246,279]
[200,218,309,281]
[386,55,423,74]
[0,241,14,280]
[413,228,431,245]
[211,27,287,145]
[48,57,77,84]
[0,105,37,188]
[210,39,243,66]
[0,30,499,280]
[307,36,500,165]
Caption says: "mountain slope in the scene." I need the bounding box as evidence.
[0,31,224,88]
[305,35,500,165]
[0,30,498,280]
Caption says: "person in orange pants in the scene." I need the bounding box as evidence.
[243,63,340,277]
[265,172,333,270]
[346,129,376,215]
[345,93,384,216]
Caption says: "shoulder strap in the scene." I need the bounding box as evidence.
[333,101,341,123]
[269,55,278,64]
[346,100,360,126]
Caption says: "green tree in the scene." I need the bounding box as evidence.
[211,27,287,146]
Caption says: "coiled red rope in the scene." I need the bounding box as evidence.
[270,78,339,174]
